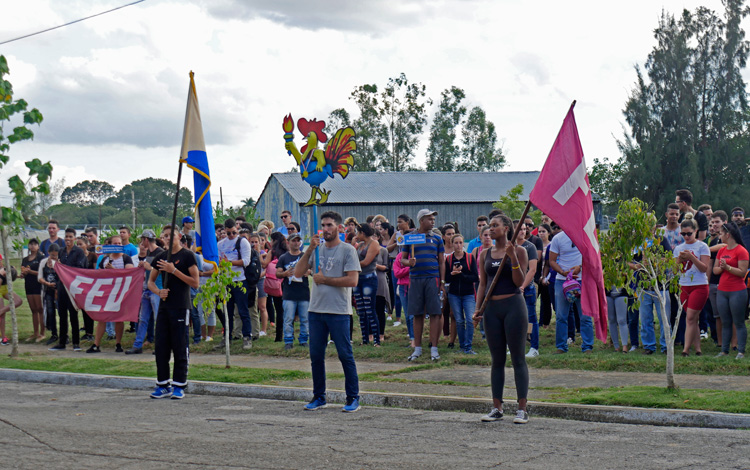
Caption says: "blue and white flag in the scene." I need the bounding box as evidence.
[179,72,218,268]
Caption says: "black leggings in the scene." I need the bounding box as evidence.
[484,294,529,402]
[376,295,386,336]
[267,295,284,341]
[537,280,552,326]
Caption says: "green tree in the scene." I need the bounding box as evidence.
[106,177,192,219]
[459,106,505,171]
[380,73,432,171]
[426,86,466,171]
[61,179,115,228]
[0,55,49,358]
[349,84,388,171]
[323,108,351,140]
[613,2,750,211]
[194,259,243,367]
[492,184,540,222]
[599,198,684,389]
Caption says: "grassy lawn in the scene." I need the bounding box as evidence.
[0,355,309,385]
[3,272,750,377]
[545,386,750,414]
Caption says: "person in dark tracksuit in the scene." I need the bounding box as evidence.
[147,226,199,399]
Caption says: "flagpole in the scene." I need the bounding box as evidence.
[164,160,183,289]
[476,201,533,315]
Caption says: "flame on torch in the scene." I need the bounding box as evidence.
[283,113,295,156]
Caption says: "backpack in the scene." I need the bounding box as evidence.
[562,272,582,303]
[264,258,283,297]
[235,238,262,287]
[447,252,475,275]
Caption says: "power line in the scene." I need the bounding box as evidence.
[0,0,146,46]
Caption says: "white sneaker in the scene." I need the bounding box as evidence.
[481,408,503,422]
[387,316,392,321]
[513,410,529,424]
[737,353,745,360]
[567,337,573,345]
[700,331,708,340]
[629,345,638,352]
[393,321,402,327]
[259,331,267,337]
[205,336,213,342]
[525,348,539,358]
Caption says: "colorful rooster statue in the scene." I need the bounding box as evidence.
[283,114,356,206]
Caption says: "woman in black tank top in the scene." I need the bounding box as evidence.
[472,214,531,424]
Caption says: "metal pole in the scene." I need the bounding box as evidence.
[313,204,319,272]
[164,162,184,289]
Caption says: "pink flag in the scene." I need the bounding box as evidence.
[55,263,144,322]
[529,102,608,341]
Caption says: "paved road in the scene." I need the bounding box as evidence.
[1,381,748,469]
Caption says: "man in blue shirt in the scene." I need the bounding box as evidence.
[401,209,445,362]
[466,215,489,254]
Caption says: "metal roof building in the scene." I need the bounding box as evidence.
[255,171,592,238]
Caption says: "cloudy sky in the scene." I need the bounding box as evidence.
[0,0,737,208]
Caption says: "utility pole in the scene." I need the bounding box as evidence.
[220,186,224,213]
[131,189,136,227]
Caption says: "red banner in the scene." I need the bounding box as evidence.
[54,263,145,322]
[529,102,608,342]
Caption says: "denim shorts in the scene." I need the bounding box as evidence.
[257,278,267,299]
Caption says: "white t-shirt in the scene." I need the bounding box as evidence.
[549,231,582,278]
[673,241,710,286]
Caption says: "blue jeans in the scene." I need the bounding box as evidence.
[190,293,202,343]
[524,284,538,350]
[283,300,309,345]
[448,293,476,351]
[398,285,413,340]
[639,290,667,352]
[309,312,359,400]
[106,322,115,337]
[226,280,252,338]
[554,279,593,351]
[133,291,160,349]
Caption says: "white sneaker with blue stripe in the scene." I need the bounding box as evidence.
[150,386,173,399]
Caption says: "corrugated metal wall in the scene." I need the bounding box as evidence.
[256,175,603,238]
[256,184,496,239]
[255,178,314,235]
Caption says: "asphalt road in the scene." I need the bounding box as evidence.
[1,381,748,469]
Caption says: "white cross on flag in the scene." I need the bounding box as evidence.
[529,102,607,342]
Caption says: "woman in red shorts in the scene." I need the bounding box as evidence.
[672,214,711,356]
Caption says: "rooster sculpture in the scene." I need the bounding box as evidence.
[283,114,356,206]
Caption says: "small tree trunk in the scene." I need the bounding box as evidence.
[0,228,19,358]
[222,301,231,369]
[656,287,677,390]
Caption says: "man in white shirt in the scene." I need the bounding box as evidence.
[548,231,594,354]
[217,218,253,349]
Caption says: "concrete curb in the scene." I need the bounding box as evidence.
[2,368,749,429]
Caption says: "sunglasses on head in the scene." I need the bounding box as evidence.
[680,231,694,237]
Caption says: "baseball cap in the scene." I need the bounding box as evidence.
[140,229,156,239]
[416,209,438,221]
[182,216,195,224]
[287,233,302,241]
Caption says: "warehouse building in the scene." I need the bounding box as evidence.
[255,171,601,236]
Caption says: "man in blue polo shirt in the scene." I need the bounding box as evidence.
[401,209,445,362]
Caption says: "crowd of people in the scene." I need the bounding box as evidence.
[1,186,747,420]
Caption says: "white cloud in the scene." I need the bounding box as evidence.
[0,0,739,210]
